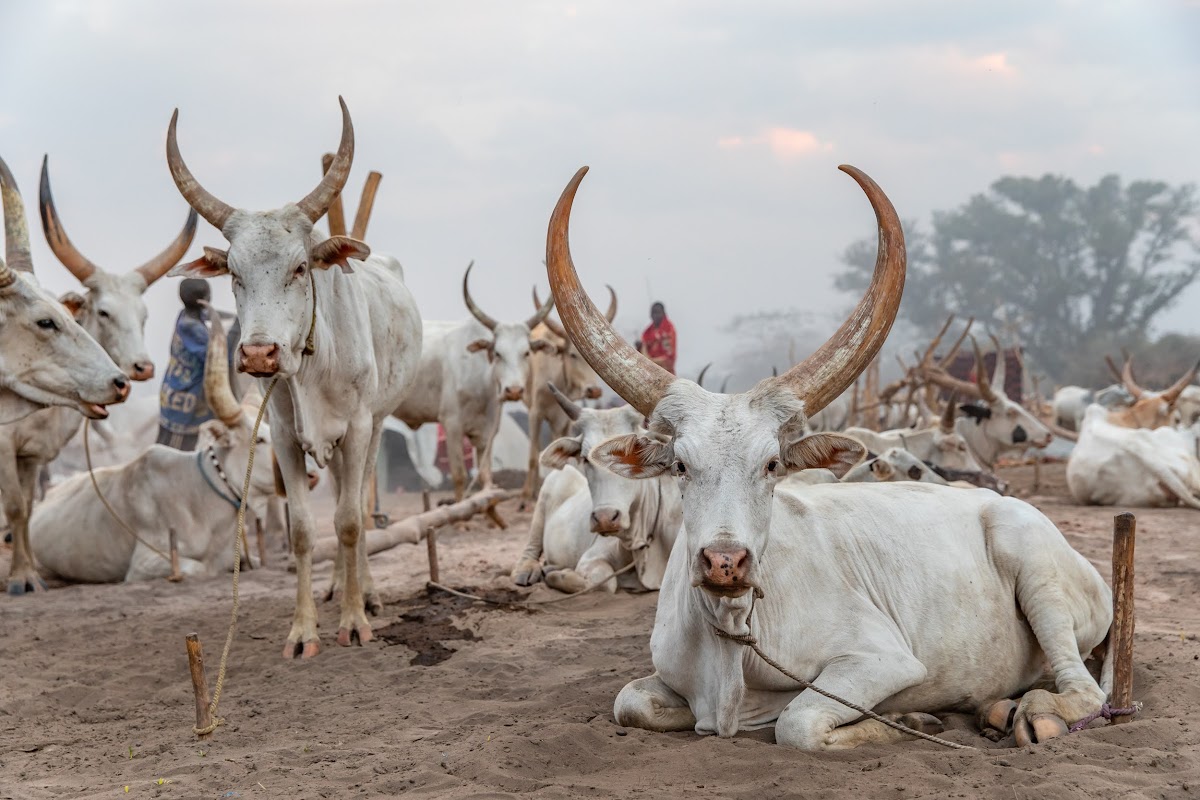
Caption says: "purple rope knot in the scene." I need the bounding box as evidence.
[1069,702,1139,733]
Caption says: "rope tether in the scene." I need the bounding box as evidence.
[83,420,171,563]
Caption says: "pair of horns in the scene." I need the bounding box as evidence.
[168,97,354,232]
[533,284,617,340]
[1110,351,1198,404]
[0,155,32,289]
[40,156,196,287]
[544,165,906,418]
[463,260,555,331]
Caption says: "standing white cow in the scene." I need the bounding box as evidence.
[30,313,279,581]
[167,98,423,657]
[1066,404,1200,508]
[0,157,129,425]
[544,164,1112,749]
[520,286,615,499]
[511,387,681,593]
[1,156,190,594]
[392,262,554,500]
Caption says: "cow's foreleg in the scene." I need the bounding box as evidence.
[443,416,469,502]
[774,653,934,751]
[328,419,373,647]
[5,457,46,595]
[614,673,697,732]
[511,476,549,586]
[276,441,321,659]
[471,409,498,492]
[357,421,385,616]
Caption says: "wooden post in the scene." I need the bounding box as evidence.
[1111,512,1136,723]
[350,172,382,240]
[185,633,213,739]
[320,154,348,237]
[422,490,439,584]
[167,530,183,583]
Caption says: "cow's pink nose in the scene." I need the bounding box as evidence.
[130,361,155,381]
[307,471,320,490]
[590,508,622,533]
[503,386,524,402]
[239,343,280,376]
[701,545,749,588]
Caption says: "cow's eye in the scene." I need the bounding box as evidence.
[294,262,307,278]
[36,318,57,330]
[672,460,688,477]
[766,459,780,475]
[98,309,110,319]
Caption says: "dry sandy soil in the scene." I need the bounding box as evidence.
[1,462,1198,799]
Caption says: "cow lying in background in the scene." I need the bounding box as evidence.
[1066,404,1200,509]
[844,393,983,472]
[787,446,1005,493]
[30,314,278,583]
[511,387,681,594]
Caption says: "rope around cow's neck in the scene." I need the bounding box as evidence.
[195,373,279,736]
[83,420,172,563]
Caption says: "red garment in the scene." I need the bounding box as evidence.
[641,317,677,374]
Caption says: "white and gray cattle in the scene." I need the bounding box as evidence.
[1066,404,1200,508]
[1052,384,1134,431]
[844,393,983,472]
[0,156,128,425]
[1102,358,1198,430]
[545,164,1113,749]
[2,155,191,594]
[521,286,614,499]
[392,261,554,500]
[167,98,423,658]
[511,391,681,593]
[30,313,278,582]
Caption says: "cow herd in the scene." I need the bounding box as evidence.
[1,99,1196,752]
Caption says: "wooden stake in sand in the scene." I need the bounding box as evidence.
[1110,512,1136,724]
[167,530,183,583]
[422,489,439,584]
[185,633,213,740]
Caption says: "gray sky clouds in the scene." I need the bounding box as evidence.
[3,0,1198,394]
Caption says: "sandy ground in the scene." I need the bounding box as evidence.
[1,462,1199,799]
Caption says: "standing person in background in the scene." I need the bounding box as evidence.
[635,301,677,374]
[157,278,213,450]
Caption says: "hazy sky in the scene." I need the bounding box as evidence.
[3,0,1198,396]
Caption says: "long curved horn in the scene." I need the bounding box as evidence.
[533,286,568,339]
[1120,357,1146,399]
[1162,360,1199,404]
[603,284,617,322]
[696,362,712,388]
[166,109,236,231]
[296,97,354,223]
[545,167,674,417]
[0,155,33,275]
[773,166,906,415]
[38,156,99,282]
[136,208,198,286]
[547,382,582,421]
[971,335,998,403]
[204,307,242,426]
[1104,354,1124,383]
[525,286,555,330]
[939,389,958,433]
[988,333,1007,397]
[462,260,498,331]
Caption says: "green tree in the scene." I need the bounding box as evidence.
[837,175,1200,384]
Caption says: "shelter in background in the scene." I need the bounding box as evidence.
[939,346,1025,404]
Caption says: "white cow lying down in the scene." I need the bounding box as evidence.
[511,396,681,594]
[1066,404,1200,509]
[30,314,278,583]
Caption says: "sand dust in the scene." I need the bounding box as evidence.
[1,462,1198,799]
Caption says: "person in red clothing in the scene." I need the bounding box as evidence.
[636,301,677,374]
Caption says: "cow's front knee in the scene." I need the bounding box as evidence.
[614,674,696,732]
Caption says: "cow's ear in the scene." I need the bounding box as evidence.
[782,432,866,479]
[199,419,234,449]
[312,236,370,274]
[466,338,496,362]
[591,433,673,479]
[539,436,583,470]
[169,246,229,278]
[530,338,558,354]
[58,291,87,318]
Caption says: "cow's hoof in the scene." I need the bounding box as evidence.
[978,699,1018,740]
[284,640,321,660]
[1014,713,1068,747]
[364,594,383,616]
[336,625,373,647]
[511,558,543,587]
[7,575,47,596]
[895,713,944,736]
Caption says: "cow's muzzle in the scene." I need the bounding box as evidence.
[590,507,624,534]
[583,386,603,400]
[239,343,281,377]
[502,386,524,402]
[698,544,751,597]
[130,361,155,381]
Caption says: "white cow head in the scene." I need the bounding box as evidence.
[926,391,985,471]
[534,285,616,401]
[539,385,647,538]
[462,261,555,402]
[166,98,371,379]
[40,157,197,381]
[544,165,901,599]
[1105,356,1197,429]
[958,335,1052,451]
[0,156,129,419]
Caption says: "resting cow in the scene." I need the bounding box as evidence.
[511,389,680,593]
[543,164,1113,749]
[31,313,277,582]
[844,393,983,472]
